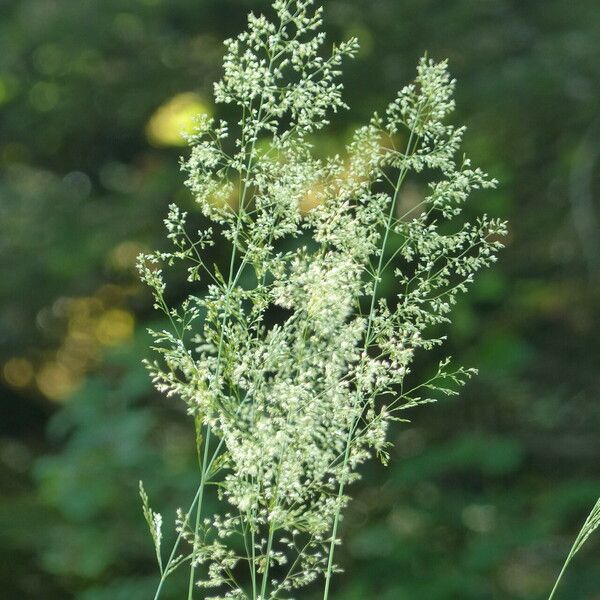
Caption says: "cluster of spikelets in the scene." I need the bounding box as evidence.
[137,1,508,598]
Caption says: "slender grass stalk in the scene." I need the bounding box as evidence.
[322,119,421,600]
[548,559,570,600]
[548,497,600,600]
[250,527,258,599]
[187,426,212,599]
[322,425,352,600]
[152,434,228,599]
[152,485,201,600]
[260,525,276,599]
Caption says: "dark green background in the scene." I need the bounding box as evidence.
[1,0,599,598]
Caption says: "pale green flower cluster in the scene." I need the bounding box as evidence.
[137,1,506,599]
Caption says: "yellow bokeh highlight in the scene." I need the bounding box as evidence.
[36,361,81,402]
[109,240,145,270]
[146,92,212,147]
[67,297,102,346]
[95,309,135,346]
[3,358,34,388]
[11,287,138,403]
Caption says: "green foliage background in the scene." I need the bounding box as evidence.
[1,0,599,598]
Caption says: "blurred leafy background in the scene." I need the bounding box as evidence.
[1,0,599,598]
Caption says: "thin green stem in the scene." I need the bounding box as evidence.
[547,498,600,600]
[187,426,213,599]
[548,556,572,600]
[322,425,352,599]
[251,526,258,599]
[153,433,229,599]
[322,123,421,600]
[365,131,418,343]
[260,524,276,600]
[153,484,201,600]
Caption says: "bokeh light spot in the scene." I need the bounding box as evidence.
[109,241,146,271]
[146,92,212,147]
[95,309,135,346]
[36,361,80,401]
[3,358,34,388]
